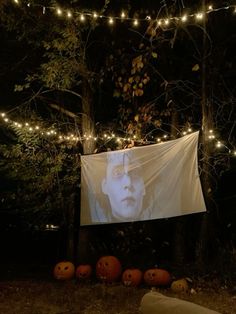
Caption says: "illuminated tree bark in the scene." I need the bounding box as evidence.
[77,78,95,263]
[195,0,215,269]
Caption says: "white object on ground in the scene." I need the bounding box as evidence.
[140,291,221,314]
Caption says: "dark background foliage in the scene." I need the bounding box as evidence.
[0,0,235,277]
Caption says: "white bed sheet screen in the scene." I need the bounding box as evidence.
[80,131,206,225]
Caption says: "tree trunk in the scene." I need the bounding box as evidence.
[195,130,213,270]
[195,0,214,270]
[77,78,95,263]
[66,193,76,261]
[171,107,186,265]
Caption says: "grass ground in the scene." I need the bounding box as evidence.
[0,278,236,314]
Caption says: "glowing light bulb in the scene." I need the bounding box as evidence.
[80,14,85,21]
[208,5,213,11]
[56,8,62,16]
[188,128,192,132]
[67,10,72,18]
[181,15,187,22]
[157,20,162,26]
[183,131,187,135]
[121,11,126,18]
[93,12,98,19]
[109,17,114,24]
[1,113,6,117]
[133,19,139,26]
[14,0,19,4]
[196,12,204,19]
[164,19,169,25]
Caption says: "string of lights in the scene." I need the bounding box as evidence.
[2,2,236,154]
[1,111,235,155]
[11,0,236,29]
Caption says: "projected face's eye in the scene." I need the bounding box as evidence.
[112,166,125,178]
[111,165,142,179]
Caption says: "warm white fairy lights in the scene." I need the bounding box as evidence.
[1,112,234,155]
[195,12,204,20]
[121,11,126,19]
[108,17,114,25]
[10,1,236,30]
[80,14,85,22]
[56,8,62,16]
[67,10,72,18]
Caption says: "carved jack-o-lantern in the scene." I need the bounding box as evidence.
[76,264,92,280]
[143,268,171,286]
[122,268,143,287]
[53,261,75,280]
[96,255,122,283]
[171,278,189,293]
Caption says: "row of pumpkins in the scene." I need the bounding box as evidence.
[54,255,189,293]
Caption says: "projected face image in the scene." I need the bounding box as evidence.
[102,151,145,221]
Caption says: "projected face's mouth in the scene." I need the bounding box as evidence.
[122,197,135,204]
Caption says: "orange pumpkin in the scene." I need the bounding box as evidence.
[143,268,171,286]
[96,255,122,283]
[53,261,75,280]
[122,268,143,287]
[76,264,92,280]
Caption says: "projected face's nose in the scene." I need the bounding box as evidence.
[122,172,133,190]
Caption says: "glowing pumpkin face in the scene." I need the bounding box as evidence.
[122,268,143,287]
[53,261,75,280]
[76,264,92,280]
[143,268,171,286]
[96,256,122,283]
[171,278,189,293]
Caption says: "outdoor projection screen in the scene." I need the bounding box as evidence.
[80,131,206,225]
